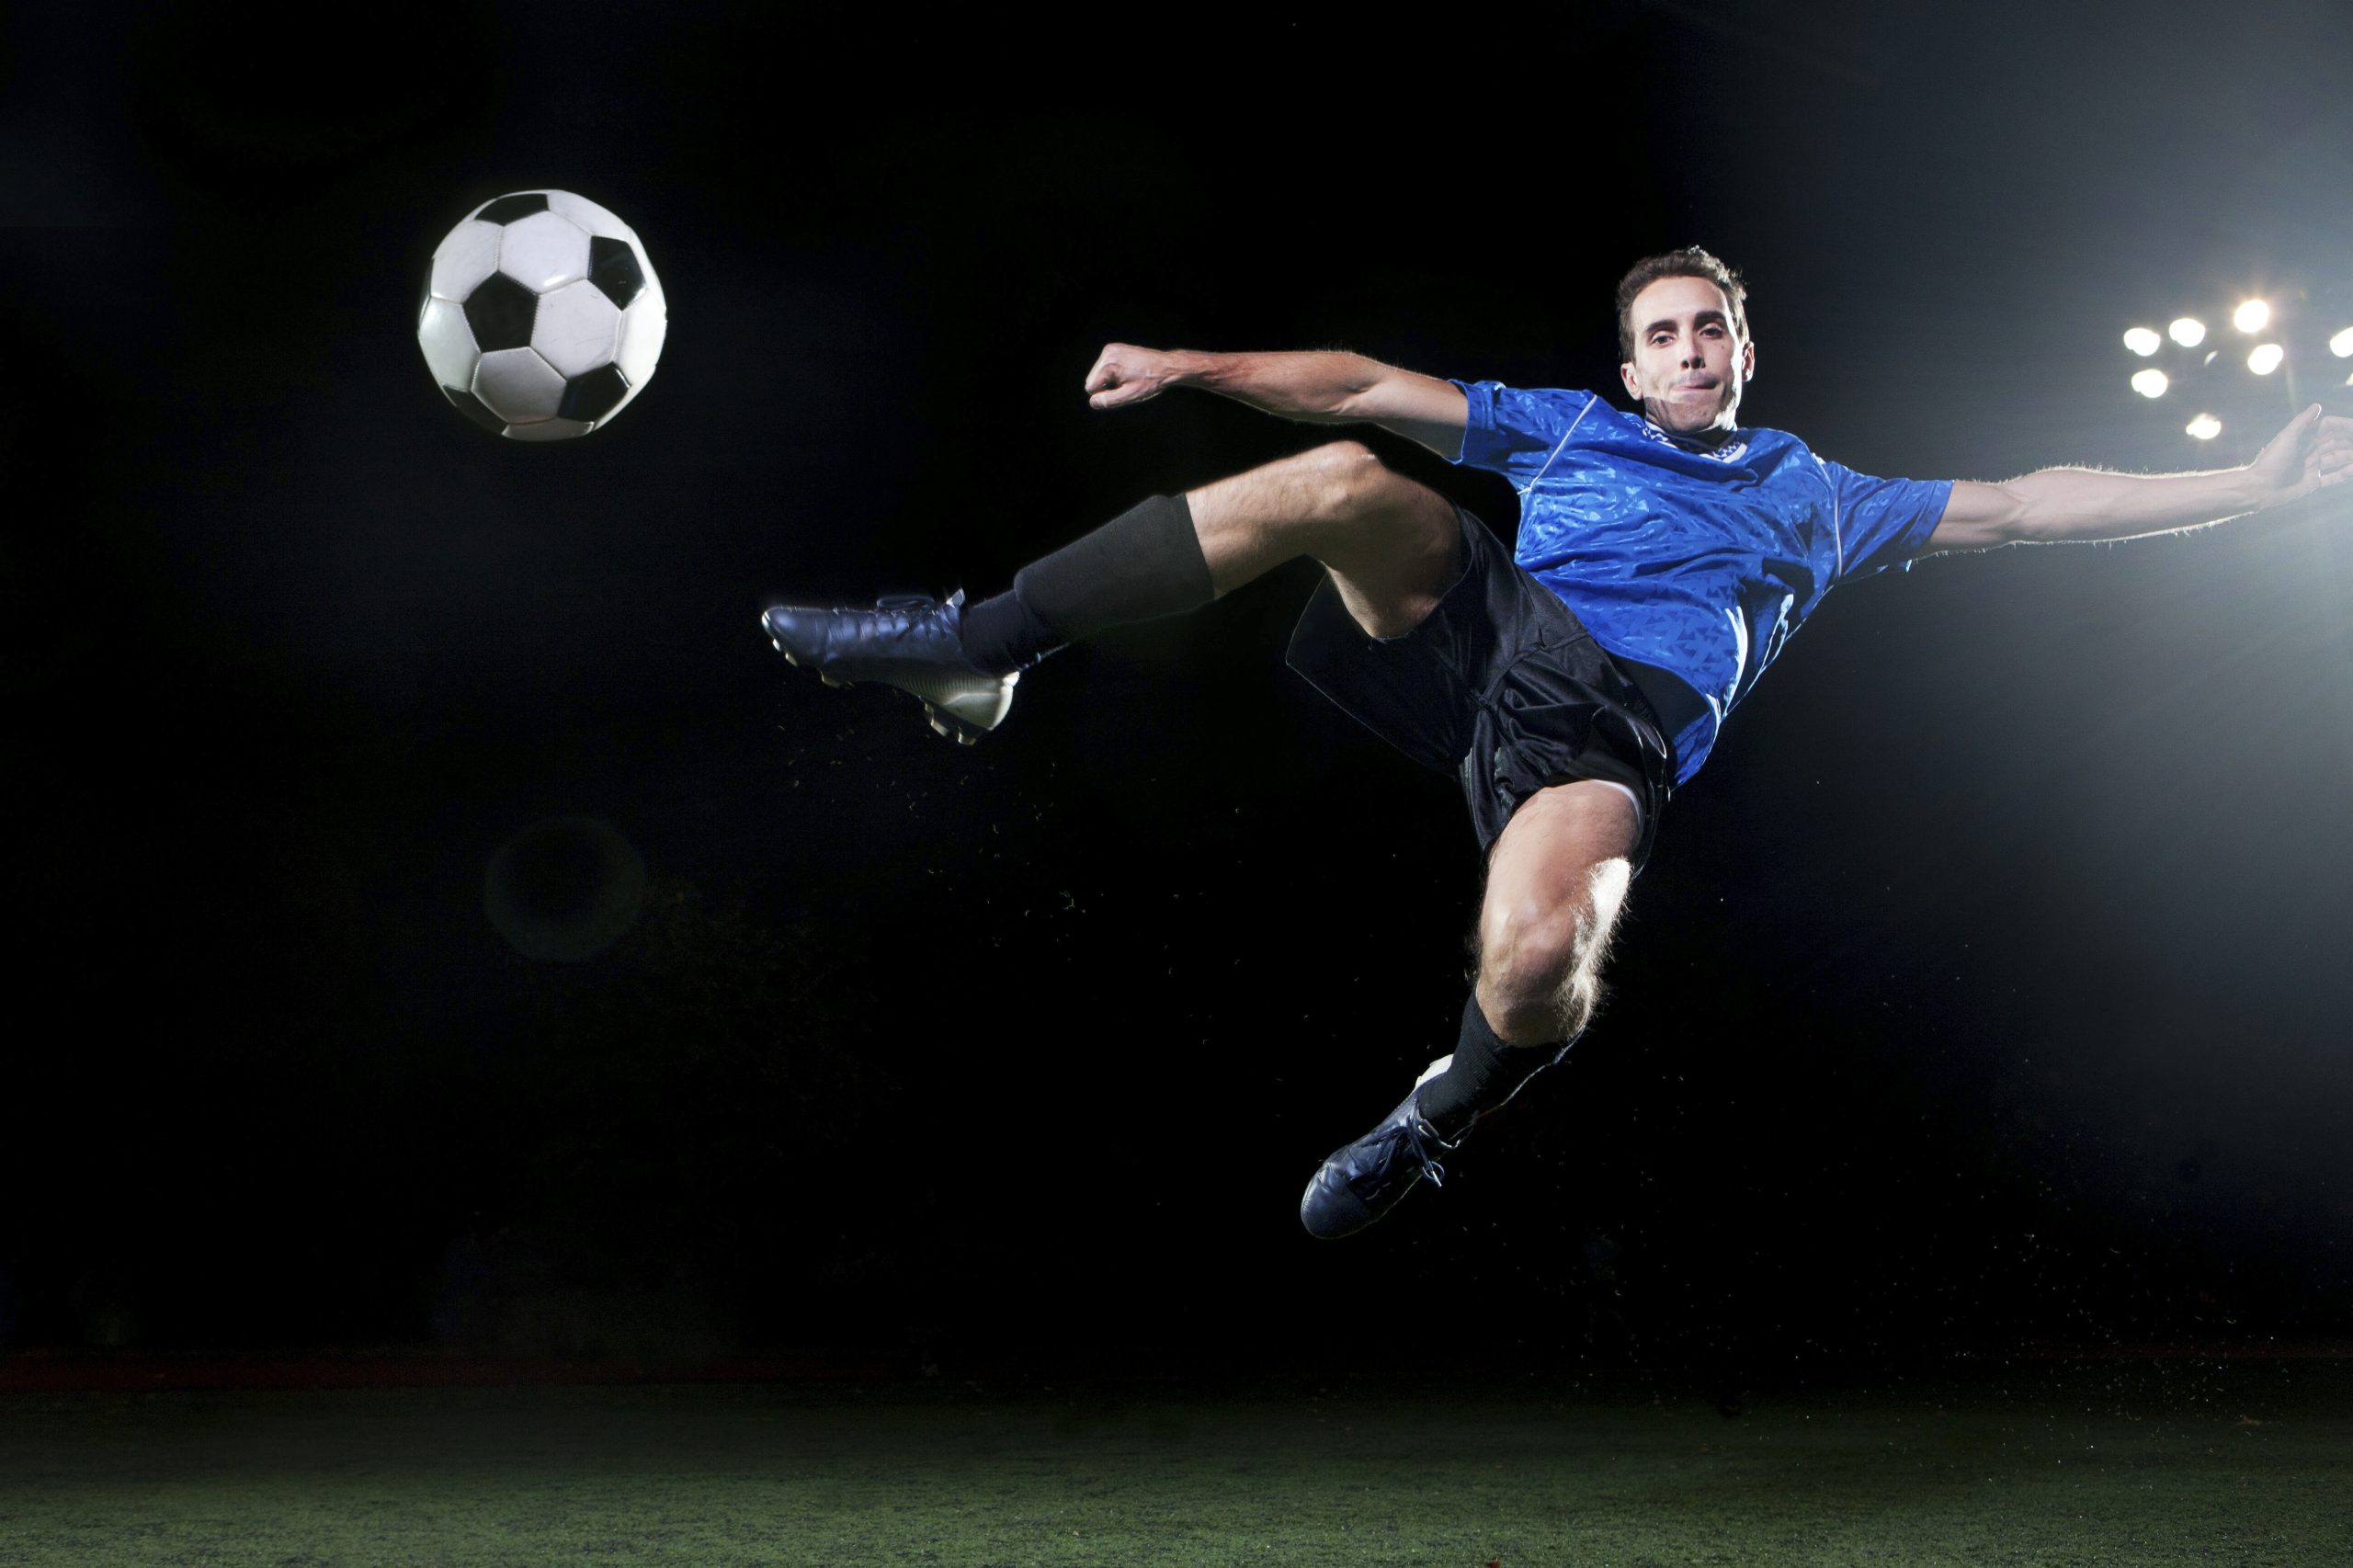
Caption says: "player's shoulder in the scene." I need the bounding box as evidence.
[1461,379,1608,412]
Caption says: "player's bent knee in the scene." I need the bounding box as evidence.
[1302,439,1387,519]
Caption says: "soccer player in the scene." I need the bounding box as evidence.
[760,248,2351,1240]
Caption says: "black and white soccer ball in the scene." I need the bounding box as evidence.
[417,189,668,441]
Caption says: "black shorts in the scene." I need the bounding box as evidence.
[1284,506,1674,874]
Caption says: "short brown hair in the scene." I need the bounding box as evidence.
[1615,247,1748,360]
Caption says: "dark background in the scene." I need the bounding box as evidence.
[4,0,2352,1382]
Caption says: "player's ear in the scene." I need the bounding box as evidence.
[1740,338,1757,381]
[1619,359,1641,399]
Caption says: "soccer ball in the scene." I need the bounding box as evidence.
[417,189,667,441]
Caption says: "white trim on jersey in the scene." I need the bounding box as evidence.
[1520,392,1599,497]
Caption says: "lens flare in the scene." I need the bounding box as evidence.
[2131,369,2169,398]
[2186,414,2222,440]
[2234,300,2270,333]
[2122,326,2163,357]
[2169,317,2207,347]
[2247,343,2285,375]
[2330,326,2353,358]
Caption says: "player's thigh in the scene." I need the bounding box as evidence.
[1313,461,1462,640]
[1477,780,1641,982]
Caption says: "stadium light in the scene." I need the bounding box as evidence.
[2122,282,2330,443]
[2331,326,2353,358]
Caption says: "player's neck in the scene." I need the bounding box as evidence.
[1644,414,1736,452]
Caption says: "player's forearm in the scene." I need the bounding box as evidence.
[1176,350,1395,423]
[2002,463,2264,544]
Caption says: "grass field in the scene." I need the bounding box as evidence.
[2,1359,2348,1565]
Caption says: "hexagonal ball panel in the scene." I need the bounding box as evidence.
[615,294,667,390]
[531,280,621,378]
[495,210,590,292]
[546,190,632,241]
[473,347,565,425]
[463,272,539,352]
[442,385,506,433]
[559,364,631,424]
[587,236,645,311]
[429,220,501,301]
[504,416,594,443]
[416,297,481,389]
[474,191,551,224]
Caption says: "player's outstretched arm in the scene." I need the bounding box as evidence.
[1082,344,1470,459]
[1924,404,2352,553]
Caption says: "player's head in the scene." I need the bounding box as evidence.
[1615,247,1755,435]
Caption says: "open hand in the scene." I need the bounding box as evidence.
[1084,344,1186,410]
[2248,404,2353,506]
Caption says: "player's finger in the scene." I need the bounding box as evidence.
[1089,381,1154,411]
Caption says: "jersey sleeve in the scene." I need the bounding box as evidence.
[1824,460,1954,583]
[1449,381,1603,490]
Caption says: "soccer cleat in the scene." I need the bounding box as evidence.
[761,589,1017,744]
[1299,1086,1461,1240]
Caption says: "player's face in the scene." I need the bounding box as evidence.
[1619,276,1756,434]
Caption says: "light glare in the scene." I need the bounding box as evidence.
[2131,369,2169,398]
[2331,326,2353,358]
[2247,343,2285,375]
[2186,414,2222,440]
[2169,317,2208,347]
[2234,299,2270,333]
[2122,326,2163,357]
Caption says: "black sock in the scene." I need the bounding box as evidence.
[1415,994,1571,1141]
[957,494,1213,675]
[957,585,1063,677]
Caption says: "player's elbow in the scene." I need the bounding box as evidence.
[1327,368,1400,425]
[1933,483,2032,551]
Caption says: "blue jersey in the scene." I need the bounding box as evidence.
[1449,380,1953,785]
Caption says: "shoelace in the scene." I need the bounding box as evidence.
[832,594,955,650]
[1355,1114,1447,1193]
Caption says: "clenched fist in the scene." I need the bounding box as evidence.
[1084,344,1192,410]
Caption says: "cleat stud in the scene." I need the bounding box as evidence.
[958,732,978,746]
[820,673,846,688]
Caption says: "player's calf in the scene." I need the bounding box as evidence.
[1300,809,1631,1240]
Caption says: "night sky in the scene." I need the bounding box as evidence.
[6,2,2353,1379]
